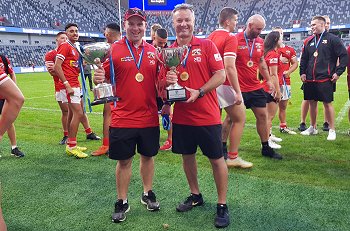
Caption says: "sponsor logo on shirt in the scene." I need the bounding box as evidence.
[121,56,134,62]
[214,53,222,61]
[286,50,290,55]
[322,40,327,44]
[270,58,278,64]
[238,45,248,50]
[192,48,201,56]
[70,60,79,67]
[310,42,315,46]
[149,60,155,65]
[256,43,262,49]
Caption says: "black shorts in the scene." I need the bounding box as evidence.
[242,88,267,109]
[303,81,333,103]
[109,126,160,160]
[264,91,276,104]
[0,99,5,114]
[172,124,222,159]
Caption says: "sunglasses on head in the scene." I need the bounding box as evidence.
[127,8,146,17]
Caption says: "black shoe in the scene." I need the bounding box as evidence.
[298,122,307,131]
[141,190,160,211]
[112,199,130,223]
[262,146,283,160]
[322,122,330,131]
[176,193,204,212]
[86,132,101,140]
[11,147,25,158]
[215,204,230,228]
[59,136,68,145]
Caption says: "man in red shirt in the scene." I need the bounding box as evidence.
[92,23,121,156]
[94,8,160,223]
[161,3,229,228]
[54,23,100,158]
[207,7,252,168]
[272,27,298,134]
[236,14,282,159]
[0,55,25,157]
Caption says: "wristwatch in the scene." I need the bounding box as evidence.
[198,88,205,98]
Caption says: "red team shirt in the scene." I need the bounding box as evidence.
[160,36,224,126]
[45,49,64,92]
[277,45,297,85]
[56,41,80,88]
[103,37,159,128]
[263,50,279,92]
[235,32,265,92]
[207,29,238,86]
[0,66,7,82]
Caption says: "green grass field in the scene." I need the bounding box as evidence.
[1,71,350,230]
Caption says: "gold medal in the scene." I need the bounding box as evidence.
[135,73,144,82]
[180,71,189,81]
[313,51,318,57]
[247,60,254,67]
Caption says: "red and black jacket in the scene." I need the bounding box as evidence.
[300,31,348,82]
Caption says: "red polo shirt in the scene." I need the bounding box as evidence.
[56,41,80,88]
[263,50,279,92]
[277,45,296,85]
[159,36,224,126]
[45,49,64,92]
[236,31,264,92]
[103,37,159,128]
[207,29,238,86]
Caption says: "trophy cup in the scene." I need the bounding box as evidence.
[76,42,119,106]
[156,46,190,102]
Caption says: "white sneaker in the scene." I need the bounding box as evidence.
[270,134,282,142]
[300,126,318,135]
[327,129,336,141]
[268,139,281,149]
[280,127,297,135]
[226,157,253,168]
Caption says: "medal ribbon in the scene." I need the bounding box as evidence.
[109,54,117,108]
[181,46,192,68]
[125,38,144,72]
[314,31,325,51]
[244,32,256,61]
[78,55,92,113]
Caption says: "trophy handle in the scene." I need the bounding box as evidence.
[155,47,165,66]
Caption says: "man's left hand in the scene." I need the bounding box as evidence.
[185,86,200,103]
[331,73,339,82]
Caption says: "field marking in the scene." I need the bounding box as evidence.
[22,106,103,115]
[335,100,350,127]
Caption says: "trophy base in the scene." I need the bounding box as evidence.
[91,96,120,106]
[167,88,187,102]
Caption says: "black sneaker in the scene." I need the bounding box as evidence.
[298,122,307,131]
[11,147,25,158]
[112,199,130,223]
[176,193,204,212]
[215,204,230,228]
[59,136,68,145]
[262,146,283,160]
[86,132,101,140]
[322,122,330,131]
[141,190,160,211]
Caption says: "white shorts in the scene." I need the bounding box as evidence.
[280,85,292,101]
[67,87,82,104]
[0,75,10,86]
[55,89,68,103]
[216,85,237,109]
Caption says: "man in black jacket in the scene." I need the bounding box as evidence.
[300,16,348,141]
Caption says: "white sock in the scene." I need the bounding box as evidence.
[11,145,17,150]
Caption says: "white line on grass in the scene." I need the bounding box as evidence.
[26,95,54,100]
[22,106,103,115]
[335,100,350,127]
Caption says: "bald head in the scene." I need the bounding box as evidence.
[245,14,265,39]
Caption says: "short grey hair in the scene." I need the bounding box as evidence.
[172,3,195,17]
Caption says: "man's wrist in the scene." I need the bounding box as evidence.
[198,88,205,98]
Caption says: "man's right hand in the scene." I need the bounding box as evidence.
[94,68,105,84]
[300,74,306,82]
[65,84,74,95]
[166,70,178,86]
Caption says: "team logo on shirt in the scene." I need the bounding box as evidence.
[322,40,327,44]
[286,50,290,55]
[310,42,315,46]
[149,60,155,65]
[238,45,248,50]
[214,53,222,61]
[192,48,201,56]
[121,56,134,62]
[147,52,155,59]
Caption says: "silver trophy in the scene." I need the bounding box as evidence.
[75,42,119,106]
[156,46,190,102]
